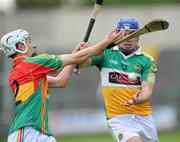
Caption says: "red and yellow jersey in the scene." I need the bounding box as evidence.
[8,54,62,136]
[91,47,157,119]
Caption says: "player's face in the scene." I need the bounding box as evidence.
[116,29,139,54]
[122,29,138,47]
[25,37,37,57]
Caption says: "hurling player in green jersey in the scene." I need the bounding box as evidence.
[0,29,125,142]
[79,17,158,142]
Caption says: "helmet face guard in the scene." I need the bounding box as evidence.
[116,17,140,55]
[0,29,30,57]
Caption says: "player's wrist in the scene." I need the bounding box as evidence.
[134,95,148,104]
[132,97,138,104]
[132,91,141,104]
[100,39,111,47]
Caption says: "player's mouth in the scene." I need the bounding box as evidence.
[123,43,133,48]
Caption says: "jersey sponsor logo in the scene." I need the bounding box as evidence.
[109,72,140,85]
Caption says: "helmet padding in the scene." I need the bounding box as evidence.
[116,17,139,31]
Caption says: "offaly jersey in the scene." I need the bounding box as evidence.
[9,54,62,136]
[91,47,157,119]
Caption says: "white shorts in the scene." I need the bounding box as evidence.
[107,114,158,142]
[8,126,57,142]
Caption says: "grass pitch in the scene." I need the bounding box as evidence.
[58,131,180,142]
[0,130,179,142]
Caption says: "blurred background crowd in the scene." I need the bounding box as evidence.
[0,0,180,139]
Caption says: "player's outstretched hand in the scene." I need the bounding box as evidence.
[121,91,141,106]
[103,29,125,45]
[72,42,90,53]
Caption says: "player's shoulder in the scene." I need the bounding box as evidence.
[32,54,54,59]
[24,54,55,64]
[26,54,55,60]
[141,51,155,62]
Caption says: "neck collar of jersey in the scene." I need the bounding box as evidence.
[13,56,27,68]
[112,46,142,60]
[112,46,142,55]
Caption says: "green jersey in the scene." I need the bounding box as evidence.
[91,47,157,119]
[9,54,62,136]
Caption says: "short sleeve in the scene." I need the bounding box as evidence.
[141,60,157,83]
[25,54,62,74]
[91,55,104,70]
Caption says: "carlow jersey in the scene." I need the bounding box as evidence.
[91,47,157,119]
[8,54,62,136]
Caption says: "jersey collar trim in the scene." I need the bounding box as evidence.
[112,46,142,59]
[13,56,27,68]
[112,46,142,54]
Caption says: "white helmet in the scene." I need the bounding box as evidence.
[0,29,30,57]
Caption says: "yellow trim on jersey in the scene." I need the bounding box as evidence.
[147,72,156,83]
[15,82,34,104]
[41,79,47,134]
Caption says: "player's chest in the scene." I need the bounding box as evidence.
[102,53,144,74]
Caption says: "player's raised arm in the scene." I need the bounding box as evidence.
[60,29,125,67]
[47,43,89,88]
[47,29,125,88]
